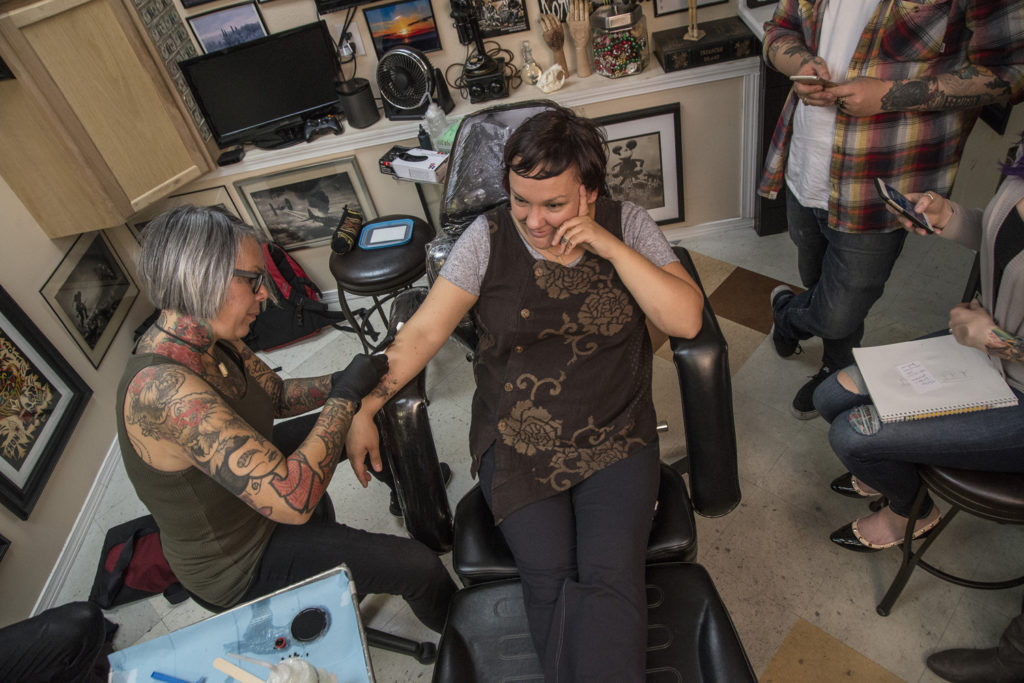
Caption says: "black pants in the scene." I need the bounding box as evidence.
[0,602,106,682]
[229,414,456,633]
[478,442,660,682]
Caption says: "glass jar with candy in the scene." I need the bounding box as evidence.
[589,3,649,78]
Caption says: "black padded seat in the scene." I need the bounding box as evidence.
[452,463,697,586]
[328,214,434,351]
[431,562,756,682]
[877,465,1024,616]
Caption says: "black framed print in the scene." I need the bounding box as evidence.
[363,0,442,60]
[40,232,139,369]
[596,103,684,225]
[128,185,241,242]
[653,0,726,19]
[235,157,378,250]
[188,2,267,53]
[0,533,8,563]
[477,0,529,39]
[0,285,92,520]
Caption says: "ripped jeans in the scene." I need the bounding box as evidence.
[813,359,1024,516]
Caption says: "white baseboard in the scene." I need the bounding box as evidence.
[32,437,120,616]
[664,217,754,243]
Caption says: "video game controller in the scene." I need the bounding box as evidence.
[304,113,344,141]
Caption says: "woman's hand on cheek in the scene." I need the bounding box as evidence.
[553,185,618,258]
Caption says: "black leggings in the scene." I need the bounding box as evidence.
[478,442,660,681]
[228,414,456,632]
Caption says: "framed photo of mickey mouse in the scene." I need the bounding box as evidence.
[596,103,684,225]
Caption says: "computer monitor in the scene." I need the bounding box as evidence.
[179,21,341,149]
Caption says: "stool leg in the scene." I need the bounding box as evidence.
[877,487,957,616]
[337,290,376,353]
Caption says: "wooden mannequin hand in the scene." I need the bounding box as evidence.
[567,0,591,77]
[539,13,569,74]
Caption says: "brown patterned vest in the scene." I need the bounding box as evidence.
[469,197,657,523]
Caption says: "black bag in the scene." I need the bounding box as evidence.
[89,514,188,609]
[244,242,350,351]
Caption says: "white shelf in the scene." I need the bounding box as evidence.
[200,57,760,179]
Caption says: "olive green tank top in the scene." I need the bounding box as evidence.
[115,351,276,608]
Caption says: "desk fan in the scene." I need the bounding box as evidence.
[376,46,454,120]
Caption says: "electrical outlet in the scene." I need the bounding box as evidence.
[328,18,366,57]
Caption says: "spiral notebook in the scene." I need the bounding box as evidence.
[853,335,1018,422]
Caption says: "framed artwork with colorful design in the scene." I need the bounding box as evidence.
[0,285,92,520]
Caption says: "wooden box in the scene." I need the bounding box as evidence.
[652,17,758,73]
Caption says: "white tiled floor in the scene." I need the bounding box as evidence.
[59,227,1024,682]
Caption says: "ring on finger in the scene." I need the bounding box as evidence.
[926,192,935,201]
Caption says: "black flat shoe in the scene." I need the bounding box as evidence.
[830,472,878,499]
[829,514,940,553]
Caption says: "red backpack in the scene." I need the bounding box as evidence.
[243,243,349,351]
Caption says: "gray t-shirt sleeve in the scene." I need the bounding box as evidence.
[621,200,678,267]
[437,202,675,295]
[438,214,490,296]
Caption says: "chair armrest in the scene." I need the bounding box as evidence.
[376,288,453,553]
[668,246,741,517]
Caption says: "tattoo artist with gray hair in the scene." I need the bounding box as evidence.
[761,1,1024,421]
[118,205,455,627]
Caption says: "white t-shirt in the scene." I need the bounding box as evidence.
[786,1,880,210]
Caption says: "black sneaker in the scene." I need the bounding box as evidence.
[390,462,453,517]
[791,365,834,420]
[770,285,802,359]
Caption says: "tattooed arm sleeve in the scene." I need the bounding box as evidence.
[239,343,333,419]
[125,364,355,524]
[988,327,1024,363]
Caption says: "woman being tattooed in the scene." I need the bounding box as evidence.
[346,105,704,680]
[816,138,1024,554]
[117,205,455,627]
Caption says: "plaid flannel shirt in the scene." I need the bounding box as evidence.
[758,0,1024,233]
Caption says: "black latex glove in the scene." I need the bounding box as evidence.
[329,353,389,406]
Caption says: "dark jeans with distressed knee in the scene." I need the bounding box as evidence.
[478,442,660,682]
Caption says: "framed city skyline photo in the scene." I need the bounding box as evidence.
[188,2,267,53]
[0,285,92,520]
[596,103,684,225]
[235,157,378,250]
[363,0,442,60]
[40,232,139,369]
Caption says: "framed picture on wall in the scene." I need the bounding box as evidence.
[653,0,726,19]
[128,185,241,241]
[188,2,267,53]
[0,533,8,563]
[235,158,378,250]
[477,0,529,39]
[0,285,92,520]
[596,103,684,225]
[40,232,139,369]
[363,0,442,60]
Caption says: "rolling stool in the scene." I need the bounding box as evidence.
[328,214,435,352]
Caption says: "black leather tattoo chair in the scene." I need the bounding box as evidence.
[373,101,752,676]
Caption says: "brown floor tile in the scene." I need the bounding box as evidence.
[708,268,802,335]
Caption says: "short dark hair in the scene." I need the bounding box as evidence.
[503,104,607,194]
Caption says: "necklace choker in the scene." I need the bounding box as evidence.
[153,323,232,378]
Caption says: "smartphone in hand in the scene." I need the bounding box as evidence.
[875,178,934,233]
[790,74,838,87]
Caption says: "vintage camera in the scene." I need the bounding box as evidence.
[465,58,509,104]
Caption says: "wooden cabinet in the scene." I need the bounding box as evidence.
[0,0,211,237]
